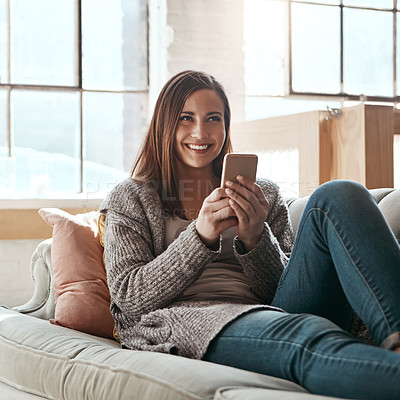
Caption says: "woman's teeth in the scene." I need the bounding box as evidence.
[187,144,209,150]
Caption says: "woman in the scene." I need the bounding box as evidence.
[100,70,400,399]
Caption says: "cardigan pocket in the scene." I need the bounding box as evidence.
[135,310,173,345]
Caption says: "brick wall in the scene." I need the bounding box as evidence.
[0,240,39,307]
[150,0,246,122]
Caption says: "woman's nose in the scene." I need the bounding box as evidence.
[191,121,208,139]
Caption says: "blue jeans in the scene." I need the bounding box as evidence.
[204,181,400,400]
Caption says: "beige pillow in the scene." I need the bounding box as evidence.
[38,208,115,339]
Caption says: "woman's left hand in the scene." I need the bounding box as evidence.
[224,176,269,252]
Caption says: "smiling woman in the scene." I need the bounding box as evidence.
[98,70,400,400]
[174,90,226,176]
[130,70,232,219]
[173,89,227,220]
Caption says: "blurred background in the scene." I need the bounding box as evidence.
[1,0,398,200]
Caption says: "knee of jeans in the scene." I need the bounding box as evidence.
[310,180,369,206]
[293,314,352,350]
[284,314,356,382]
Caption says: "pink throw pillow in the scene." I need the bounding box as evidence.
[38,208,115,339]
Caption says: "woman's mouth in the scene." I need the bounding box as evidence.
[185,144,211,151]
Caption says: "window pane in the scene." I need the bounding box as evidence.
[244,0,286,96]
[82,0,148,90]
[294,0,340,4]
[0,89,7,154]
[343,9,393,96]
[0,89,11,195]
[257,149,299,198]
[10,0,78,86]
[397,13,400,95]
[292,3,340,93]
[12,90,81,196]
[0,155,15,196]
[83,92,147,193]
[0,0,8,84]
[344,0,393,8]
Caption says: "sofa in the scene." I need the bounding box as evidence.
[1,186,399,400]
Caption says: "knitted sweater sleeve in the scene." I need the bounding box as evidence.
[234,179,294,303]
[101,180,220,321]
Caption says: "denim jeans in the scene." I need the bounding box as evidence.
[204,180,400,400]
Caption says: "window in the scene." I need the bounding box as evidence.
[0,0,148,198]
[244,0,400,194]
[244,0,397,120]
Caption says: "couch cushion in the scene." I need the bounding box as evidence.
[287,188,400,239]
[286,197,309,236]
[0,380,46,400]
[377,190,400,242]
[0,308,318,400]
[369,188,396,204]
[214,387,342,400]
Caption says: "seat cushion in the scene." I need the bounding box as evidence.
[0,307,322,400]
[214,387,343,400]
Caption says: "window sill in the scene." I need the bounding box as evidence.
[0,194,104,210]
[0,195,105,239]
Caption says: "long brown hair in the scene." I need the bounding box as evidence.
[130,70,233,216]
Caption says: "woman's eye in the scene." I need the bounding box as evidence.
[209,116,221,122]
[179,115,192,121]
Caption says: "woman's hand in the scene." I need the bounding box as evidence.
[225,176,269,252]
[196,187,237,248]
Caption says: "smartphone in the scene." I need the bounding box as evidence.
[221,153,258,188]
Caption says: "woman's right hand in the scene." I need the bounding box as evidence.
[195,188,237,247]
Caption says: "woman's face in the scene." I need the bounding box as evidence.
[174,89,226,172]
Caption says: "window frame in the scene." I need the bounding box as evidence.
[288,0,398,102]
[0,0,149,194]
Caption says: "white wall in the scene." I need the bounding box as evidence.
[0,240,40,307]
[150,0,246,122]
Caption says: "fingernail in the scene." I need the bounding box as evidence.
[237,175,243,180]
[226,188,232,195]
[226,180,233,186]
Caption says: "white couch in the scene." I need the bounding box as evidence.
[1,187,399,400]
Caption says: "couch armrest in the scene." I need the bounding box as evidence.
[12,239,55,320]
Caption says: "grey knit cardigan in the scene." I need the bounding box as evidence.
[99,178,294,359]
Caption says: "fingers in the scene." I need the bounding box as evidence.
[226,188,253,221]
[196,198,237,247]
[200,201,236,224]
[226,176,268,203]
[226,177,269,210]
[206,187,227,203]
[196,177,268,251]
[225,177,268,251]
[228,197,248,223]
[213,203,236,220]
